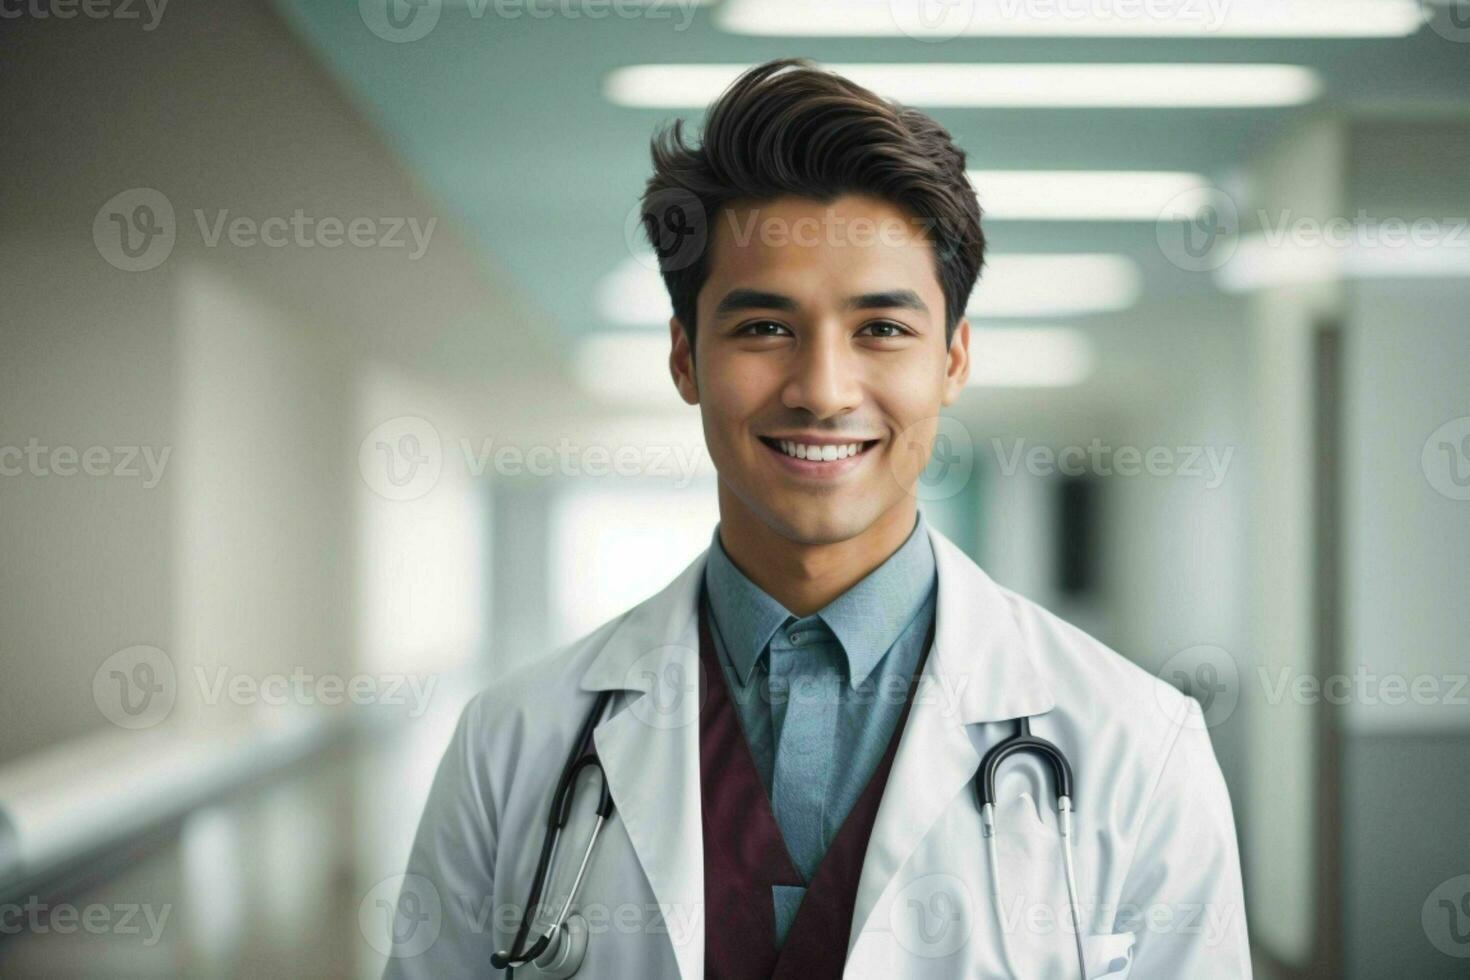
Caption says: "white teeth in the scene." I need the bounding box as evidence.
[775,440,865,461]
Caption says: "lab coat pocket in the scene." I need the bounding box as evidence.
[1082,930,1136,978]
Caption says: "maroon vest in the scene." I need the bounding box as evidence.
[697,589,935,979]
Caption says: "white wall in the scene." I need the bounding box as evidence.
[0,0,554,760]
[1240,115,1348,969]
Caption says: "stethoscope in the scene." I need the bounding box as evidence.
[490,688,617,978]
[976,715,1091,980]
[493,698,1089,979]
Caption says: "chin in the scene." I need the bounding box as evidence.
[761,502,884,547]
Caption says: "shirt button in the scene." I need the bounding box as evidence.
[788,631,802,644]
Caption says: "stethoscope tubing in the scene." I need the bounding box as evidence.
[493,689,617,975]
[977,716,1089,980]
[495,696,1089,978]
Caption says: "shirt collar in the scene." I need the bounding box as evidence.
[702,512,937,690]
[703,532,792,688]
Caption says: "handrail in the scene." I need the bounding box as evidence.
[0,711,345,906]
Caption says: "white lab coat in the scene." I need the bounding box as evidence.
[383,525,1251,978]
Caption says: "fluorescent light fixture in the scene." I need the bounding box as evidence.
[597,256,672,326]
[604,63,1321,109]
[1215,230,1470,292]
[969,170,1211,221]
[718,0,1422,38]
[575,332,684,408]
[969,254,1141,317]
[966,327,1095,387]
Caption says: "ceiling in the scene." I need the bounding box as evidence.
[272,1,1470,353]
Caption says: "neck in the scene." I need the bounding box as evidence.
[715,487,918,617]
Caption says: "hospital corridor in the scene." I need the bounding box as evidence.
[2,1,1469,977]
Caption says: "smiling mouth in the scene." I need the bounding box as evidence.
[758,436,881,463]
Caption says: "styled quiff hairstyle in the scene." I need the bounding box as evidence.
[638,58,985,353]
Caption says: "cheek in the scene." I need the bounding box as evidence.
[874,354,947,424]
[700,357,780,428]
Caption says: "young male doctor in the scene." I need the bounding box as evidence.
[384,59,1251,979]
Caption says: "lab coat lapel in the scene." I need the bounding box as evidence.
[846,526,1057,964]
[579,551,707,980]
[572,528,1057,977]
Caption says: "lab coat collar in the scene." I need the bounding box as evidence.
[578,522,1055,721]
[576,522,1056,978]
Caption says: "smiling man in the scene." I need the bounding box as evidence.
[385,59,1250,979]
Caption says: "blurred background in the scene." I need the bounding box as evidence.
[2,0,1469,976]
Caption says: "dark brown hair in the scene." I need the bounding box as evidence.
[638,58,985,353]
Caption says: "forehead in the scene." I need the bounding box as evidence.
[701,194,941,304]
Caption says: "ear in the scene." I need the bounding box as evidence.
[669,317,700,405]
[940,317,971,405]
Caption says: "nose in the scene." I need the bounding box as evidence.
[781,329,863,420]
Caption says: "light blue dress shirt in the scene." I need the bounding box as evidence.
[702,513,937,946]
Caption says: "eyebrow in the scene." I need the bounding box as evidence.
[712,288,931,318]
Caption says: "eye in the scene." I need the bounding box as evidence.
[737,319,793,338]
[858,320,910,339]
